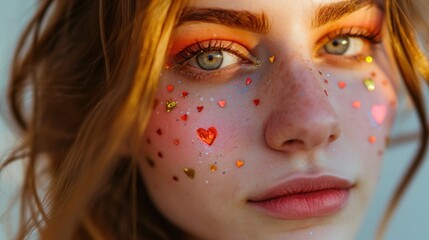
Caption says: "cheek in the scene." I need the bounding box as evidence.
[323,67,397,174]
[139,74,255,184]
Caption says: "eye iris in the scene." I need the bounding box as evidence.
[324,37,350,55]
[196,51,224,70]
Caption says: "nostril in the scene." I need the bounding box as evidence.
[328,134,337,143]
[282,139,305,148]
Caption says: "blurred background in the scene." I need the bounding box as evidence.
[1,1,428,239]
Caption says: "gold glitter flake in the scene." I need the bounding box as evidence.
[363,78,375,91]
[210,164,217,172]
[365,56,373,63]
[235,160,245,168]
[183,168,195,179]
[165,99,177,112]
[269,55,276,63]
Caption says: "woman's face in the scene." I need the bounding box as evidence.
[140,0,397,239]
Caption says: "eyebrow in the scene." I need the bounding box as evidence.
[312,0,378,28]
[178,8,270,34]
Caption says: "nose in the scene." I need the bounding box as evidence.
[264,64,341,153]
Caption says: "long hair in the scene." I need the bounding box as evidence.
[1,0,427,239]
[2,0,188,239]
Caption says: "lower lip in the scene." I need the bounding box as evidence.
[249,189,350,219]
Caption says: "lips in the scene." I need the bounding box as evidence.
[248,175,354,219]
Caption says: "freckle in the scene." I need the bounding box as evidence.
[382,80,388,86]
[158,152,163,158]
[324,90,328,96]
[156,128,162,136]
[318,71,323,75]
[371,72,377,77]
[146,138,151,144]
[378,150,384,156]
[385,136,391,147]
[324,79,329,84]
[173,176,179,181]
[146,156,155,168]
[173,139,180,145]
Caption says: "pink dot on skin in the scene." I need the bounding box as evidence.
[368,135,376,144]
[218,100,226,108]
[324,79,329,84]
[352,101,361,109]
[173,139,180,145]
[181,114,188,121]
[371,104,387,125]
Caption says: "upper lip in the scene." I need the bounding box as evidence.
[248,175,354,202]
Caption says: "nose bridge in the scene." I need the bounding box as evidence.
[264,57,341,152]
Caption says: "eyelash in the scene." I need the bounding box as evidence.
[316,26,383,62]
[172,39,260,82]
[171,27,383,81]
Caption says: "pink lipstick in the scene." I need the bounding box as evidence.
[248,175,353,219]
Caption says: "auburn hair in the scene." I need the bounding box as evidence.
[1,0,427,239]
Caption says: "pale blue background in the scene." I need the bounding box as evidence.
[1,1,428,239]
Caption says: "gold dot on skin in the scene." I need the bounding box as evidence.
[184,168,195,179]
[365,56,373,63]
[363,78,376,91]
[210,164,217,172]
[165,99,177,112]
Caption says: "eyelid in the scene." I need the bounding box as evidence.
[314,26,383,62]
[173,39,259,65]
[170,39,260,82]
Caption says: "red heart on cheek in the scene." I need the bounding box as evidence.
[196,127,217,146]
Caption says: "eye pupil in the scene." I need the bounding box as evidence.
[324,37,350,55]
[197,51,224,70]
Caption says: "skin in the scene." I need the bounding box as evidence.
[139,0,398,239]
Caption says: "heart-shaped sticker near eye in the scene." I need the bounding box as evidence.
[196,127,217,146]
[371,104,387,125]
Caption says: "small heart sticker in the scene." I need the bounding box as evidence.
[196,127,217,146]
[218,100,226,108]
[371,104,387,125]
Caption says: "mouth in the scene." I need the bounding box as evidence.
[247,175,354,220]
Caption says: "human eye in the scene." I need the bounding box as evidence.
[315,27,382,64]
[171,39,260,82]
